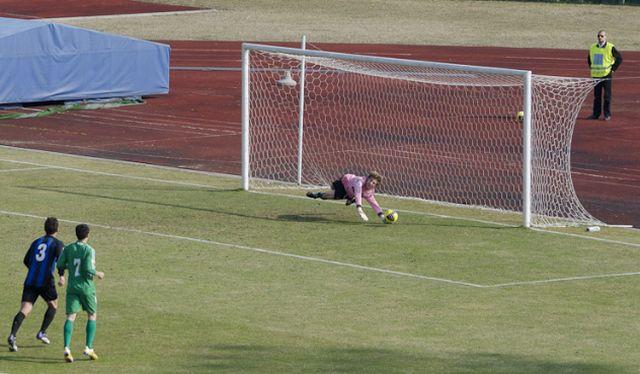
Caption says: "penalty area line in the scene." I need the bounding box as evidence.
[488,271,640,288]
[0,209,483,288]
[2,207,639,288]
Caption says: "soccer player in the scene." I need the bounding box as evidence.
[306,171,386,222]
[56,224,105,363]
[7,217,65,352]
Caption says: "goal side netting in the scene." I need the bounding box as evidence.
[241,44,602,228]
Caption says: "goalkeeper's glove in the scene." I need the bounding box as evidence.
[356,205,369,221]
[378,212,386,223]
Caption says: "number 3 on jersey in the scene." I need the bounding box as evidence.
[35,243,48,262]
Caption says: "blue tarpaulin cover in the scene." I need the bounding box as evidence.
[0,17,170,104]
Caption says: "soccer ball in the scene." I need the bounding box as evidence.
[383,209,398,224]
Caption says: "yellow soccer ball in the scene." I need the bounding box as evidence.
[516,111,524,123]
[384,209,399,224]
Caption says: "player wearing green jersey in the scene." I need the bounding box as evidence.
[56,224,104,363]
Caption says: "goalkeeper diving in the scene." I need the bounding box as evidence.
[306,171,387,222]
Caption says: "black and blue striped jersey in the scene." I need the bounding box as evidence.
[23,235,64,288]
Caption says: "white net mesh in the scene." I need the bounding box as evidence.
[245,47,602,227]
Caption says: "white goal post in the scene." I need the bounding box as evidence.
[241,43,602,228]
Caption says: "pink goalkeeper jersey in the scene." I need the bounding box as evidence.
[341,174,382,215]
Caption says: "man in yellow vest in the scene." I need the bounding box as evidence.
[587,30,622,121]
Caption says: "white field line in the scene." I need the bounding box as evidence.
[0,209,483,288]
[2,152,640,286]
[2,208,638,288]
[572,170,640,183]
[0,158,218,189]
[109,107,240,129]
[504,56,584,62]
[66,107,240,133]
[1,153,638,247]
[0,166,51,173]
[530,228,640,249]
[489,271,640,288]
[251,190,515,228]
[505,56,640,65]
[104,108,240,132]
[60,111,231,136]
[260,191,640,248]
[77,134,231,149]
[4,143,240,165]
[0,145,239,179]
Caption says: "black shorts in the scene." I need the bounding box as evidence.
[331,179,347,200]
[21,284,58,304]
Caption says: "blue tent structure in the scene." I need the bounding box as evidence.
[0,17,170,105]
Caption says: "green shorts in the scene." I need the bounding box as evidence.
[66,291,98,314]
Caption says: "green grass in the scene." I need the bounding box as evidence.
[61,0,640,51]
[1,145,640,373]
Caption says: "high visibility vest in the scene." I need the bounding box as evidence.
[589,42,615,78]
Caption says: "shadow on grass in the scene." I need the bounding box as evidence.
[187,344,631,373]
[20,186,352,224]
[0,343,64,364]
[17,186,378,226]
[20,186,516,229]
[277,213,361,225]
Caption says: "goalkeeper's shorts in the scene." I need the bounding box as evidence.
[331,179,347,200]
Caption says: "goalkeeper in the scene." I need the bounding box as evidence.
[306,171,385,222]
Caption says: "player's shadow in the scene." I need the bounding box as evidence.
[0,344,64,364]
[20,186,360,225]
[277,214,362,225]
[1,344,45,349]
[20,186,516,229]
[19,186,298,223]
[192,344,632,373]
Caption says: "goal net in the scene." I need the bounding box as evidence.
[241,44,602,228]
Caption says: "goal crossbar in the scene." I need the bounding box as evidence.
[242,43,531,76]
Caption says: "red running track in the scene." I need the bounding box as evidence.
[0,0,202,19]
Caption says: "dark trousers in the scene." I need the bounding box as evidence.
[592,76,612,118]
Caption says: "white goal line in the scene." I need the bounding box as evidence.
[2,153,640,287]
[1,153,637,247]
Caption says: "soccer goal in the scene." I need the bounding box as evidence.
[241,43,602,228]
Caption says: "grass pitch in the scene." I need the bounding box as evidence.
[7,1,638,372]
[60,0,640,51]
[1,146,639,373]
